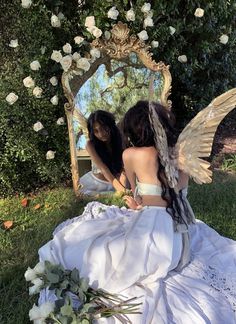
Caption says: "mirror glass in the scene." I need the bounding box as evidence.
[72,53,163,152]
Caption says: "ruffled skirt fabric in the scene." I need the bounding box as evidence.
[39,202,236,323]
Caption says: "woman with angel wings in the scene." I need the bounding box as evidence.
[38,89,236,323]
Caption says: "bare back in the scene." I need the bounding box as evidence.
[123,146,167,207]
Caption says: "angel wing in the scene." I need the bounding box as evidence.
[176,88,236,184]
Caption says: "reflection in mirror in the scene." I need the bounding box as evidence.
[73,55,163,153]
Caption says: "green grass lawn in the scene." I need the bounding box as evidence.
[0,171,236,324]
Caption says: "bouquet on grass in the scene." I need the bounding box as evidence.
[25,261,141,323]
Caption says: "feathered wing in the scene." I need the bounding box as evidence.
[176,88,236,184]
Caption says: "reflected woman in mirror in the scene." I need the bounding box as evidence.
[80,110,126,194]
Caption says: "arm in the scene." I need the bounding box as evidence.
[86,141,125,192]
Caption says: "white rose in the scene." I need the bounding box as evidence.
[49,76,58,86]
[90,48,100,59]
[9,39,18,48]
[194,8,204,18]
[23,76,35,88]
[50,95,58,105]
[62,43,72,54]
[151,40,159,48]
[51,50,63,63]
[104,31,111,40]
[56,117,65,125]
[72,52,81,61]
[40,46,46,55]
[6,92,18,105]
[141,2,151,13]
[76,58,90,71]
[29,302,55,322]
[87,26,102,38]
[51,15,61,28]
[33,262,45,274]
[169,26,176,35]
[85,16,95,28]
[33,87,43,98]
[21,0,32,8]
[219,34,229,44]
[137,30,148,41]
[24,267,37,281]
[60,55,72,72]
[33,121,44,132]
[126,8,135,21]
[46,150,56,160]
[108,6,119,20]
[58,12,65,20]
[30,60,41,71]
[178,55,188,63]
[144,16,154,28]
[74,36,84,45]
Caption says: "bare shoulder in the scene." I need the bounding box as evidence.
[86,140,93,150]
[123,146,157,162]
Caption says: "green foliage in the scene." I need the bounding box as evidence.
[221,154,236,172]
[1,0,236,196]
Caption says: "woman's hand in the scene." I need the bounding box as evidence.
[123,196,142,210]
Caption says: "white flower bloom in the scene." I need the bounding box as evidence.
[58,12,65,20]
[219,34,229,44]
[21,0,32,8]
[194,8,204,18]
[108,6,119,20]
[104,31,111,40]
[33,121,44,132]
[40,46,46,55]
[144,16,154,28]
[29,284,41,295]
[85,16,95,28]
[87,26,102,38]
[49,76,58,86]
[72,52,81,61]
[51,50,63,63]
[137,30,148,41]
[74,36,84,45]
[23,76,35,88]
[126,8,135,21]
[90,48,100,59]
[46,150,56,160]
[62,43,72,54]
[29,302,55,322]
[33,87,43,98]
[178,55,188,63]
[76,57,90,71]
[33,262,45,274]
[24,267,37,281]
[32,277,43,288]
[51,15,61,28]
[50,95,59,105]
[30,60,41,71]
[141,2,151,13]
[151,40,159,48]
[60,55,72,72]
[6,92,18,105]
[56,117,65,125]
[9,39,18,48]
[169,26,176,35]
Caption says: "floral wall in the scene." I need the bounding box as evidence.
[1,0,235,196]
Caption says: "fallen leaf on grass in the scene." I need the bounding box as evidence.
[21,198,29,207]
[45,203,50,208]
[34,204,41,210]
[3,220,13,230]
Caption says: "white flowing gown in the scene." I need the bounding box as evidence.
[39,201,236,323]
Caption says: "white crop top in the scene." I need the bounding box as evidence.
[135,181,163,196]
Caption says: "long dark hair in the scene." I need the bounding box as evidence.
[87,110,123,176]
[122,100,191,225]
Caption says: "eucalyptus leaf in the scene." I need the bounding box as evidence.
[60,304,73,317]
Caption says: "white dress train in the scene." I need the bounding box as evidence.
[38,201,236,323]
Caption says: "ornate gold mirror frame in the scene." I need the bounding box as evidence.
[61,22,172,196]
